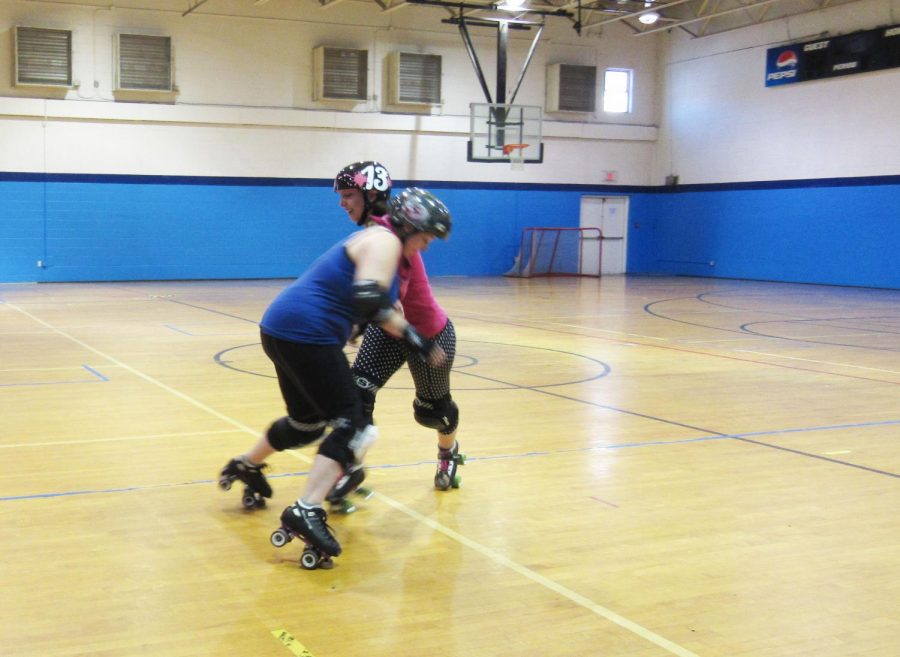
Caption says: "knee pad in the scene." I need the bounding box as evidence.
[318,422,378,470]
[413,395,459,435]
[266,416,326,451]
[317,420,357,468]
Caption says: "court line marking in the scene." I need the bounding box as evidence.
[734,350,900,375]
[0,365,122,372]
[452,312,899,385]
[5,418,898,500]
[0,363,109,388]
[7,301,698,657]
[376,491,701,657]
[0,428,244,449]
[6,302,297,452]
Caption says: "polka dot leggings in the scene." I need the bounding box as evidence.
[352,319,456,400]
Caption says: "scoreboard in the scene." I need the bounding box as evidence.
[766,23,900,87]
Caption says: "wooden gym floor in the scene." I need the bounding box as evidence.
[1,275,897,657]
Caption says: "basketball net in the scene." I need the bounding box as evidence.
[503,143,528,171]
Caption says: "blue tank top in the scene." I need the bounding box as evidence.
[260,234,398,345]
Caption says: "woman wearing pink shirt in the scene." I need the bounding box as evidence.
[330,161,464,500]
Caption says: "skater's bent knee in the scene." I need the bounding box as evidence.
[267,416,326,451]
[317,425,356,468]
[413,395,459,434]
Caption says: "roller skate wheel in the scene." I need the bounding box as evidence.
[356,486,374,500]
[219,478,233,491]
[435,473,451,491]
[270,528,290,548]
[451,475,462,489]
[300,548,320,570]
[241,493,258,509]
[332,499,357,514]
[457,453,467,465]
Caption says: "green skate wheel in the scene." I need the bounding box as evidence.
[332,498,357,514]
[451,475,462,489]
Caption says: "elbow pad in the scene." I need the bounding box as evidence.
[352,280,393,323]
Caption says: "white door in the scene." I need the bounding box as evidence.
[579,196,628,275]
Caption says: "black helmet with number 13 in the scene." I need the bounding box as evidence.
[334,161,393,225]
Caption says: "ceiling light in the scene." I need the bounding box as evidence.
[499,0,526,10]
[638,1,659,24]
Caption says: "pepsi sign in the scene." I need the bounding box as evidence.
[765,46,800,86]
[765,23,900,87]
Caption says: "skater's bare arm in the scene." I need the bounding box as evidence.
[346,228,446,367]
[346,227,401,289]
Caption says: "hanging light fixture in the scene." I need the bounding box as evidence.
[499,0,526,10]
[638,1,659,24]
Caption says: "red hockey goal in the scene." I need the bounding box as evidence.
[505,227,602,278]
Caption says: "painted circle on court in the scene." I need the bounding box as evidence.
[213,339,610,390]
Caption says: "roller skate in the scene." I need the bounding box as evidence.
[325,425,378,513]
[218,456,272,509]
[270,501,341,570]
[434,441,466,490]
[326,465,374,514]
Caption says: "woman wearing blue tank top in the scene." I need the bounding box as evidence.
[219,188,453,569]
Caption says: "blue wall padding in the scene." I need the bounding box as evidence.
[627,180,900,289]
[1,173,897,289]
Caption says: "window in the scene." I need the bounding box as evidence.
[603,69,632,113]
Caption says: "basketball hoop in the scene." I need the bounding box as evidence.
[503,143,529,171]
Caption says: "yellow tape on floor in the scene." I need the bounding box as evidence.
[272,629,315,657]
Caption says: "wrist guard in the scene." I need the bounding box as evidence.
[403,325,436,360]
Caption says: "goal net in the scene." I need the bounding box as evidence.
[505,227,602,278]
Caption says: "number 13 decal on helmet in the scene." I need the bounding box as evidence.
[334,161,393,196]
[360,163,390,192]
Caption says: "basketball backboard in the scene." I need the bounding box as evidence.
[468,103,543,164]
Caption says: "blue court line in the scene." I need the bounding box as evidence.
[1,480,215,501]
[164,324,250,337]
[736,418,900,438]
[165,299,261,325]
[164,324,195,336]
[3,419,896,502]
[0,364,108,388]
[82,364,109,382]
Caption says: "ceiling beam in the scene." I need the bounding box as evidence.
[580,0,696,32]
[182,0,212,17]
[633,0,793,36]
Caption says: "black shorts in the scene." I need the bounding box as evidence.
[260,331,363,429]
